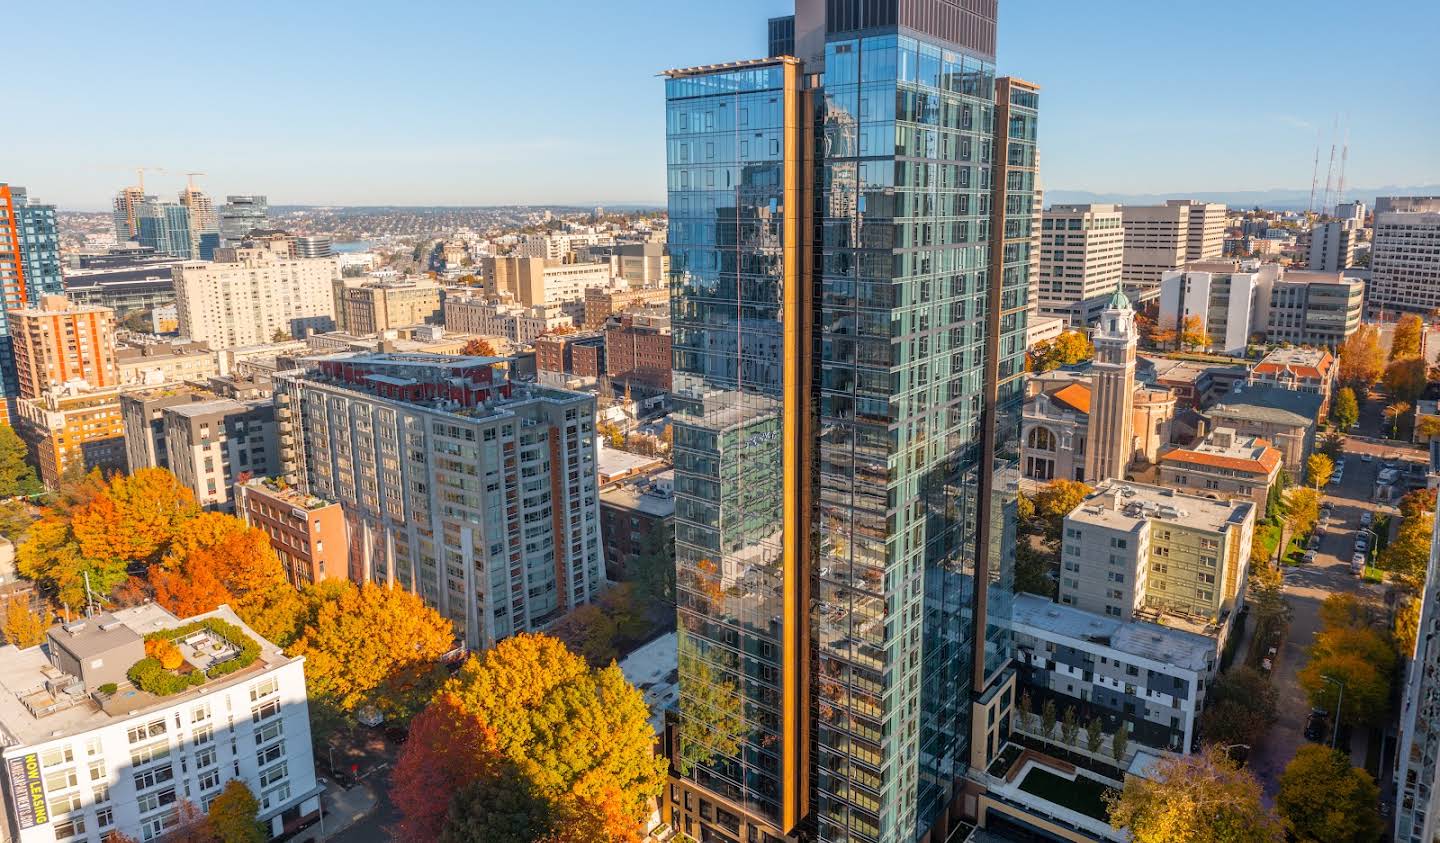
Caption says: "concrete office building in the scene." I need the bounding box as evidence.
[334,278,443,333]
[604,311,672,392]
[1157,427,1283,516]
[515,231,611,260]
[480,256,612,312]
[1036,203,1125,326]
[1264,270,1364,347]
[293,236,332,259]
[1158,260,1280,355]
[1010,592,1214,755]
[0,604,320,843]
[1368,196,1440,317]
[575,242,670,286]
[174,242,339,348]
[1121,200,1226,297]
[217,196,270,247]
[235,477,349,588]
[274,353,605,651]
[664,4,1041,840]
[1305,219,1360,272]
[7,296,120,400]
[583,285,670,328]
[1205,384,1322,478]
[1059,481,1254,625]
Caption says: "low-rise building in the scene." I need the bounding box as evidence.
[0,604,320,843]
[116,340,220,388]
[1060,481,1254,627]
[235,478,348,587]
[1025,315,1066,348]
[582,286,670,329]
[1249,346,1337,415]
[1157,260,1280,355]
[1022,372,1175,484]
[164,397,277,511]
[1205,384,1322,478]
[1157,427,1283,515]
[604,310,672,393]
[1264,270,1365,348]
[1010,592,1214,755]
[443,293,573,344]
[599,470,675,581]
[534,332,605,386]
[334,278,443,334]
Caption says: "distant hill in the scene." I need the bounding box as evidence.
[1043,185,1440,212]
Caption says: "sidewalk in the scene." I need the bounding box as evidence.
[291,780,379,842]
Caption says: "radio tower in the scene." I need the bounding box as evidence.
[1321,117,1338,217]
[1307,143,1320,216]
[1336,125,1350,211]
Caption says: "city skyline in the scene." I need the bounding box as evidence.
[7,0,1437,209]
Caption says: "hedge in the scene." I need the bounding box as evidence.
[127,617,262,696]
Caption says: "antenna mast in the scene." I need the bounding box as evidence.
[1336,124,1350,211]
[1307,142,1320,216]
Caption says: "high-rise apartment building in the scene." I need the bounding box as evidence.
[136,201,194,259]
[1305,218,1360,272]
[334,279,443,334]
[163,396,277,510]
[1158,259,1280,355]
[111,186,148,242]
[1368,196,1440,317]
[218,195,270,246]
[15,389,127,488]
[1121,199,1226,298]
[663,2,1037,839]
[1396,495,1440,843]
[173,242,339,348]
[0,185,64,416]
[1036,203,1124,326]
[7,296,120,400]
[274,353,605,650]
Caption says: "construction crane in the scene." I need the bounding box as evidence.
[134,166,165,193]
[184,172,207,192]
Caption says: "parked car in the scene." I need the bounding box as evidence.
[1304,711,1328,742]
[1303,550,1318,564]
[1361,511,1374,527]
[1308,534,1321,550]
[1361,453,1374,463]
[1352,553,1367,574]
[1355,536,1369,553]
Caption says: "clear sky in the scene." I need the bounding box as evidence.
[7,0,1438,209]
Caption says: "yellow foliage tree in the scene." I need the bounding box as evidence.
[1338,324,1385,388]
[2,597,47,648]
[70,468,199,566]
[1106,745,1283,842]
[1391,313,1424,360]
[288,581,455,717]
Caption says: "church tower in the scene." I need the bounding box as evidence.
[1084,289,1138,483]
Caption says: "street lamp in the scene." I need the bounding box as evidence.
[1322,675,1346,749]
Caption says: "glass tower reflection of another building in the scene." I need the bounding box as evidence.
[665,3,1037,841]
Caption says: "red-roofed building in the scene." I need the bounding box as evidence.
[1249,346,1337,415]
[1022,373,1177,484]
[1157,427,1284,515]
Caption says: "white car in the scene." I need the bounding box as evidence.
[1361,453,1374,463]
[1361,511,1374,527]
[1351,554,1366,574]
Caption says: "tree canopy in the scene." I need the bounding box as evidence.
[1390,313,1424,360]
[1106,745,1282,843]
[1331,387,1360,430]
[1306,453,1333,490]
[1338,325,1385,388]
[1384,358,1426,404]
[1276,744,1382,843]
[1033,479,1093,539]
[1029,331,1094,372]
[1197,667,1277,749]
[0,424,41,499]
[207,780,267,843]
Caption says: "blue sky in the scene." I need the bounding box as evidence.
[6,0,1437,209]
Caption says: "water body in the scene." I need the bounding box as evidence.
[330,241,374,253]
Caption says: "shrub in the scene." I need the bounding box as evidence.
[128,618,263,695]
[128,657,205,696]
[97,683,117,696]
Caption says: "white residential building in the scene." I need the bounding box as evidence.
[0,604,319,843]
[174,242,339,348]
[1396,491,1440,843]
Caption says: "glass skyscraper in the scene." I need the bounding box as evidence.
[664,2,1037,841]
[0,184,64,410]
[138,201,194,259]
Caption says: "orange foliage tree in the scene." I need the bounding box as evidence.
[70,468,199,565]
[461,338,498,356]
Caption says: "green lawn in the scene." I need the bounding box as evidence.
[1018,767,1114,821]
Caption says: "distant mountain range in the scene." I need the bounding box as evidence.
[1043,185,1440,212]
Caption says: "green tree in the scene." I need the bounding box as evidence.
[1060,706,1079,748]
[1306,453,1334,490]
[1017,691,1035,732]
[1299,653,1391,728]
[1198,667,1278,749]
[440,770,555,843]
[630,520,675,607]
[1106,745,1283,843]
[677,630,744,775]
[207,780,266,843]
[0,499,35,540]
[1391,313,1424,360]
[1331,387,1360,430]
[0,424,41,498]
[1317,432,1347,461]
[1276,744,1382,843]
[1111,725,1129,765]
[1086,717,1105,756]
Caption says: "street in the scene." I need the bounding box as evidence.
[1246,392,1414,802]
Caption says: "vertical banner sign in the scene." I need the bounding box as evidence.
[6,753,47,829]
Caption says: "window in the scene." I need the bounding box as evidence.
[262,782,291,811]
[53,817,86,840]
[49,791,83,815]
[41,745,75,767]
[137,787,177,814]
[191,703,211,723]
[255,720,283,746]
[259,761,288,788]
[128,720,167,744]
[85,738,102,757]
[199,770,221,792]
[195,746,217,769]
[89,760,106,781]
[192,725,213,746]
[250,677,280,702]
[95,807,113,828]
[130,741,171,768]
[252,698,280,723]
[93,784,110,804]
[44,768,79,791]
[134,765,174,792]
[257,740,285,766]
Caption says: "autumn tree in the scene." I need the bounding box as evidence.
[151,513,303,645]
[1179,314,1210,351]
[17,517,127,610]
[1285,487,1321,539]
[1306,453,1333,489]
[1331,386,1360,430]
[1417,415,1440,443]
[289,581,455,719]
[389,697,496,840]
[1033,479,1093,539]
[0,499,34,541]
[1395,597,1421,658]
[2,596,47,648]
[677,630,744,775]
[207,780,266,843]
[70,468,199,566]
[1338,324,1385,389]
[1106,745,1283,843]
[1030,331,1094,372]
[1086,717,1104,756]
[1276,744,1382,843]
[1198,667,1277,749]
[1391,313,1424,360]
[461,338,498,357]
[1381,508,1435,591]
[1384,357,1426,404]
[1299,650,1391,729]
[393,635,665,841]
[0,424,41,498]
[1400,487,1437,519]
[440,771,554,843]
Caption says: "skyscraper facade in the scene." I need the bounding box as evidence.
[179,185,219,258]
[137,200,194,259]
[0,185,64,414]
[1368,196,1440,318]
[664,3,1036,840]
[112,185,148,242]
[219,195,271,246]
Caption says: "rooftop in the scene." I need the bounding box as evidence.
[1159,429,1282,475]
[1068,480,1252,534]
[600,470,676,518]
[240,477,337,511]
[1253,347,1335,380]
[1208,384,1323,427]
[0,604,291,748]
[617,631,678,736]
[1011,593,1214,672]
